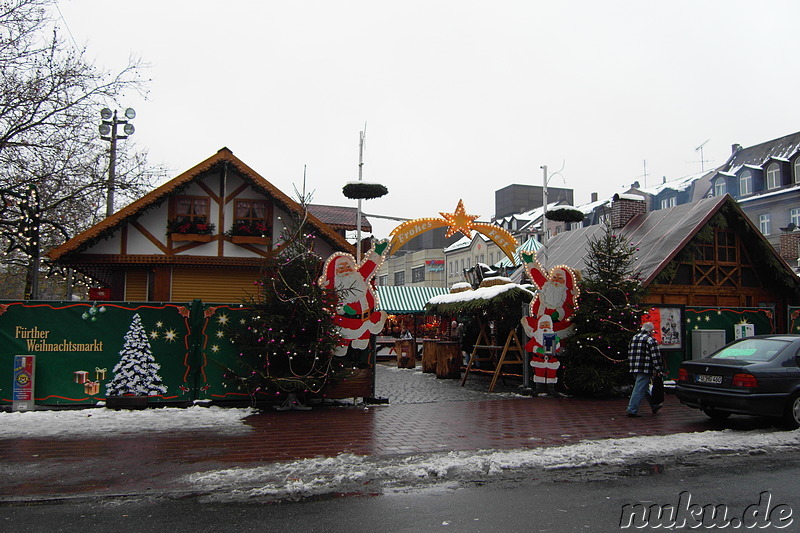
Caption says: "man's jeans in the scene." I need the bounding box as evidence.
[626,373,657,415]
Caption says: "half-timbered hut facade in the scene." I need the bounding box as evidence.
[48,148,354,302]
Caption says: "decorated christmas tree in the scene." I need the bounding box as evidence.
[106,313,168,396]
[562,221,645,395]
[223,212,344,403]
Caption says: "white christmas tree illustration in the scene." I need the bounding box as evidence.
[106,313,168,396]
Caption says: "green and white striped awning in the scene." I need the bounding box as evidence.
[495,237,542,267]
[376,286,450,314]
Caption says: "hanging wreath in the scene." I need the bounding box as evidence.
[342,182,388,200]
[545,207,584,223]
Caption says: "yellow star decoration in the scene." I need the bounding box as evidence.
[388,199,518,262]
[215,330,225,339]
[440,200,479,238]
[217,313,230,326]
[163,329,178,342]
[149,330,160,340]
[155,321,164,329]
[210,344,220,353]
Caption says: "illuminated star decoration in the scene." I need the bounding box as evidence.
[440,199,479,238]
[388,199,518,262]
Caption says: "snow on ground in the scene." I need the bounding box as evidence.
[186,429,800,502]
[3,405,799,501]
[0,405,257,438]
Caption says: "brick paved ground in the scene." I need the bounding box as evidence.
[0,362,771,502]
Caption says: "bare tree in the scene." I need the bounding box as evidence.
[0,0,165,299]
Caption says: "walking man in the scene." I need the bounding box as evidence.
[626,322,665,417]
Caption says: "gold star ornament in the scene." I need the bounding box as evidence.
[388,199,518,262]
[440,200,479,238]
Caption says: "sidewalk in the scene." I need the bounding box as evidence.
[0,362,768,503]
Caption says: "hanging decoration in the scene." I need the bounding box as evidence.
[388,200,518,262]
[318,239,390,356]
[544,206,585,223]
[342,181,388,200]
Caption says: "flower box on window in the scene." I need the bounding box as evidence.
[167,218,215,240]
[171,233,214,242]
[230,235,271,245]
[225,220,270,243]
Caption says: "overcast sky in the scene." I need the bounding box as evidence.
[56,0,800,237]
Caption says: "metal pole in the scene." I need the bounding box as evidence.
[542,164,548,242]
[356,130,365,261]
[106,110,117,218]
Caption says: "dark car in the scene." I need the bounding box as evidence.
[675,334,800,428]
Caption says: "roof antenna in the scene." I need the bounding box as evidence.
[695,139,710,172]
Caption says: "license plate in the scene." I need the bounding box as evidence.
[696,374,722,384]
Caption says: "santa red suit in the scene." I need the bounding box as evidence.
[522,315,561,388]
[522,252,578,336]
[319,242,388,356]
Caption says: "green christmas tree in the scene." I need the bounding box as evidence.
[223,212,344,403]
[562,221,645,395]
[106,313,168,396]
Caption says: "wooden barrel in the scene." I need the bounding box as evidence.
[395,340,417,368]
[421,338,438,373]
[436,341,461,379]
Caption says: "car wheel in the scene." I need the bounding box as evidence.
[780,394,800,430]
[702,407,731,420]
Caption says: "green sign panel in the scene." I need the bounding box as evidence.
[0,301,198,406]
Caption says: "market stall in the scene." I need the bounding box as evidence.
[425,277,534,390]
[375,285,450,365]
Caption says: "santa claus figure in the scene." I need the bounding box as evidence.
[521,314,562,396]
[520,251,578,336]
[319,240,389,356]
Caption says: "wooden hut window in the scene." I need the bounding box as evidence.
[175,196,209,223]
[716,230,737,263]
[234,200,269,223]
[231,200,272,233]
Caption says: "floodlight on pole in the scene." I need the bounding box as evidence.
[98,108,135,217]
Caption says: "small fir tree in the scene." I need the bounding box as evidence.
[106,313,168,396]
[562,221,645,395]
[223,212,344,401]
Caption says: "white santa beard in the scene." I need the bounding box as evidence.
[540,282,567,309]
[335,271,367,300]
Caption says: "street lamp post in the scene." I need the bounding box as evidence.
[99,108,135,218]
[541,165,549,249]
[540,164,566,269]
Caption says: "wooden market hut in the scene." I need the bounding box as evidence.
[47,148,355,302]
[425,278,534,391]
[541,194,800,332]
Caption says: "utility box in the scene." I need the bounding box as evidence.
[691,329,726,359]
[734,323,755,340]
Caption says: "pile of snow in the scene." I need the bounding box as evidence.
[0,405,256,439]
[186,428,800,501]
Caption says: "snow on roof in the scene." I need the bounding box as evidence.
[575,197,611,214]
[494,203,560,225]
[428,281,533,305]
[443,235,472,252]
[617,193,646,201]
[636,171,707,196]
[738,183,800,203]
